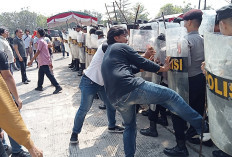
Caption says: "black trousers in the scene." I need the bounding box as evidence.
[38,65,59,88]
[148,82,168,122]
[172,73,206,140]
[16,57,28,82]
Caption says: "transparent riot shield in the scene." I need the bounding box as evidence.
[180,21,184,27]
[159,22,180,35]
[152,38,167,84]
[166,27,189,103]
[62,32,70,53]
[129,29,157,53]
[90,34,98,49]
[204,32,232,156]
[151,22,159,34]
[129,29,158,80]
[199,10,216,36]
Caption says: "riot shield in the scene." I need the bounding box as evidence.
[77,31,84,48]
[159,22,180,35]
[199,10,216,36]
[62,32,70,53]
[129,29,158,80]
[90,34,98,49]
[129,29,157,53]
[166,27,189,103]
[204,32,232,156]
[152,37,167,84]
[180,21,184,27]
[151,22,159,34]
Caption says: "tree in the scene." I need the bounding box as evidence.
[128,3,149,23]
[156,4,182,17]
[0,8,47,36]
[106,0,131,23]
[182,1,193,13]
[36,14,48,29]
[83,10,103,24]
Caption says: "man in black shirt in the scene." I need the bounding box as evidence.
[101,26,207,157]
[13,29,30,84]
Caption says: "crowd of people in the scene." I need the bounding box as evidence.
[0,3,232,157]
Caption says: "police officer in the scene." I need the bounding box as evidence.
[211,4,232,157]
[163,9,207,156]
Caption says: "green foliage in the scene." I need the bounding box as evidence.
[83,10,103,24]
[127,2,149,23]
[0,8,47,36]
[156,4,182,17]
[106,0,149,24]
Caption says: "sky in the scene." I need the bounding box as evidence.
[1,0,229,20]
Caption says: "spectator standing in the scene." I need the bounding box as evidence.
[13,29,30,84]
[22,29,33,63]
[0,28,14,74]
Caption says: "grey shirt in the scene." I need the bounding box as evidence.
[13,36,26,58]
[185,31,204,77]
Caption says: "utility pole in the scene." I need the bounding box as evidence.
[198,0,201,9]
[113,2,118,22]
[204,0,206,10]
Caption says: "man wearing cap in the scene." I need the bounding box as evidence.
[163,9,207,156]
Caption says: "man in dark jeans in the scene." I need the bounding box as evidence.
[101,26,207,157]
[28,28,62,94]
[0,139,7,157]
[13,29,30,84]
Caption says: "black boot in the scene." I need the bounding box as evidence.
[212,150,232,157]
[163,140,189,157]
[72,59,80,71]
[157,115,168,126]
[71,60,76,70]
[69,60,74,68]
[78,63,85,76]
[140,121,158,137]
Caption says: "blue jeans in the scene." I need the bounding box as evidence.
[0,140,7,157]
[113,81,204,157]
[2,136,22,153]
[72,75,116,134]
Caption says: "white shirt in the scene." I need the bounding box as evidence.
[0,36,14,63]
[22,34,32,48]
[33,37,38,50]
[84,44,105,86]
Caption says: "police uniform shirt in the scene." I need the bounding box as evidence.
[185,31,204,77]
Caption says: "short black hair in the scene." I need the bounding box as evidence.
[15,29,22,35]
[37,28,45,37]
[0,28,5,36]
[89,28,97,34]
[25,29,30,33]
[107,26,128,45]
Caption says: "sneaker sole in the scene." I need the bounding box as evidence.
[108,130,124,133]
[70,140,79,144]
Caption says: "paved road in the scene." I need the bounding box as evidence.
[10,53,216,157]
